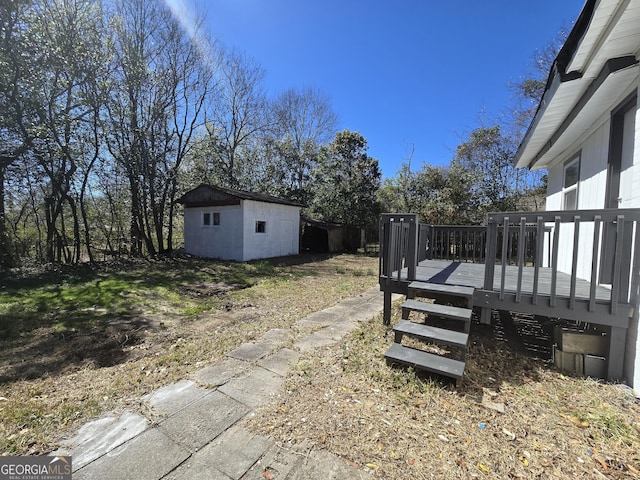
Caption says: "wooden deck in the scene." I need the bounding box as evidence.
[378,211,640,382]
[412,259,614,302]
[385,259,631,326]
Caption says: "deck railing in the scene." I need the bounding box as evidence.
[380,209,640,311]
[379,213,419,285]
[483,209,640,313]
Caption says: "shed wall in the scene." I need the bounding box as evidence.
[241,200,300,261]
[183,204,244,260]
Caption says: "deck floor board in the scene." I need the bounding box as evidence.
[390,260,614,303]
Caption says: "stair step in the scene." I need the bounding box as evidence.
[385,343,465,379]
[401,299,472,322]
[394,320,468,347]
[408,281,475,305]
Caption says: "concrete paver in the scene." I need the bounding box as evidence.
[54,410,148,470]
[193,357,249,387]
[227,341,277,362]
[193,425,273,479]
[163,459,233,480]
[293,329,339,351]
[59,287,398,479]
[239,442,305,480]
[259,328,290,344]
[144,379,208,416]
[159,390,250,451]
[288,449,371,480]
[73,428,190,480]
[257,348,301,377]
[218,366,284,408]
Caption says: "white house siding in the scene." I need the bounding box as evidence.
[545,85,640,387]
[625,98,640,388]
[545,119,610,279]
[183,205,244,260]
[241,200,300,261]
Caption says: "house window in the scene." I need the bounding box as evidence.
[203,211,220,227]
[255,220,267,233]
[562,156,580,210]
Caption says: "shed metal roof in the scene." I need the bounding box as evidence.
[176,184,303,208]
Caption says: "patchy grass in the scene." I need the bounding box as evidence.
[249,306,640,479]
[0,253,379,456]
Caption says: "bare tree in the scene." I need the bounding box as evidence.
[203,48,269,188]
[106,0,214,255]
[269,86,338,203]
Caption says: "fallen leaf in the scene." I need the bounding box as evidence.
[519,456,529,467]
[593,454,608,469]
[477,462,490,473]
[502,427,516,440]
[483,388,499,398]
[365,463,377,469]
[438,434,449,442]
[569,416,589,428]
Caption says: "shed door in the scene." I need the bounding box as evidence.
[280,219,294,256]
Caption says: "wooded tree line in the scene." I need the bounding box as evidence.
[1,0,563,268]
[0,0,381,267]
[378,29,566,225]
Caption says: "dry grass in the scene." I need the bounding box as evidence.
[0,253,379,456]
[248,306,640,479]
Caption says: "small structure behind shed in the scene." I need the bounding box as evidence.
[177,184,301,261]
[301,217,365,253]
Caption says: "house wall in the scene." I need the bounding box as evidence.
[241,200,300,261]
[545,83,640,387]
[183,204,244,260]
[546,119,611,278]
[546,84,640,279]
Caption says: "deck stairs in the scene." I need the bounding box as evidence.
[384,281,474,384]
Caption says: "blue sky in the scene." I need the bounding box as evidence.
[199,1,586,179]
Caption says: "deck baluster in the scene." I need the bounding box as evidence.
[532,216,544,305]
[589,216,602,312]
[611,215,625,315]
[550,217,560,307]
[516,218,526,303]
[500,218,509,300]
[569,216,581,310]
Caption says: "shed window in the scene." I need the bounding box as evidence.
[203,211,220,227]
[562,156,580,210]
[255,220,267,233]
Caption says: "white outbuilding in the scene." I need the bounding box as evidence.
[177,184,301,261]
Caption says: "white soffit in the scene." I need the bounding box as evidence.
[534,64,639,169]
[516,0,640,169]
[569,0,640,77]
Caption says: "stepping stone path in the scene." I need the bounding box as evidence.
[53,287,396,480]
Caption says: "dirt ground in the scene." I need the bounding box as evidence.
[0,253,379,456]
[1,253,639,479]
[248,307,640,479]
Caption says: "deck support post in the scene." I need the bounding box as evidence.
[607,326,626,380]
[383,290,392,326]
[480,307,492,325]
